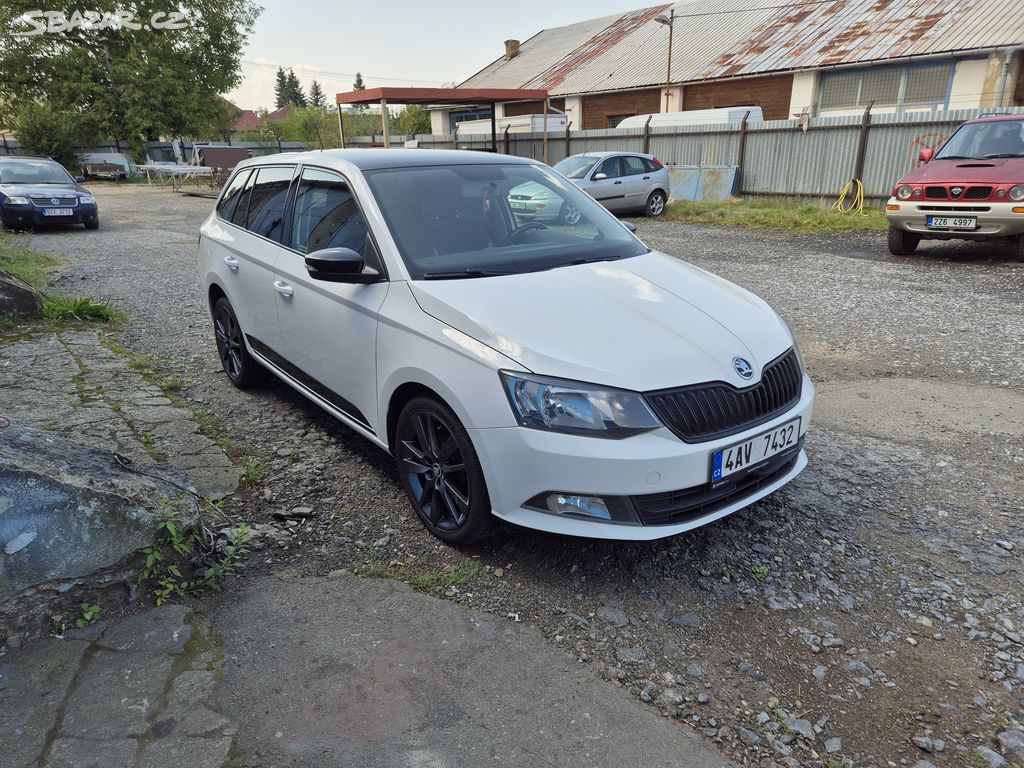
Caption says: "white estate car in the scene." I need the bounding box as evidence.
[199,149,813,544]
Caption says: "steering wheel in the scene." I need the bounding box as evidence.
[500,220,547,246]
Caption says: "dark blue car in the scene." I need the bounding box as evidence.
[0,156,99,230]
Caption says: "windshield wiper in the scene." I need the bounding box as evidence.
[934,155,977,160]
[981,153,1024,159]
[422,268,513,280]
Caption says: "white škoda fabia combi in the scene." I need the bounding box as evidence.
[199,149,814,545]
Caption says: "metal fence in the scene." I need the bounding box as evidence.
[347,107,1024,201]
[3,106,1022,200]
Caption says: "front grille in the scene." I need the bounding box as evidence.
[631,438,803,526]
[917,205,990,212]
[30,195,77,208]
[925,186,947,199]
[964,186,992,199]
[645,348,802,443]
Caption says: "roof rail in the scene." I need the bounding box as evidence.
[976,111,1016,118]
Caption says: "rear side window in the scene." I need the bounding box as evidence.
[244,166,294,241]
[642,158,663,172]
[216,169,252,222]
[623,156,647,176]
[596,157,622,178]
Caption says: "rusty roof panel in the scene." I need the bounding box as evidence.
[458,0,1024,97]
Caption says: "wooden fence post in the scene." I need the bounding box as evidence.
[736,110,750,194]
[642,115,653,155]
[565,121,572,158]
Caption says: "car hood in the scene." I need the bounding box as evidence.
[899,158,1023,184]
[0,183,86,198]
[509,181,553,199]
[409,251,793,391]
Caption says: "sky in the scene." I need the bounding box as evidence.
[226,0,650,110]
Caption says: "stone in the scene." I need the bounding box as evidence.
[614,645,648,664]
[912,736,936,752]
[736,725,764,746]
[137,736,233,768]
[597,605,630,627]
[61,651,174,738]
[974,746,1007,768]
[783,718,814,740]
[0,271,43,318]
[996,727,1024,762]
[46,737,137,768]
[669,611,702,629]
[97,604,191,654]
[825,736,842,753]
[0,638,89,768]
[0,422,199,635]
[813,665,827,681]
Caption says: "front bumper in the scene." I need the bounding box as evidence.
[509,200,558,220]
[469,375,814,540]
[886,198,1024,238]
[1,203,98,227]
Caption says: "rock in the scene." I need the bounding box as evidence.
[912,736,935,753]
[736,725,764,746]
[669,611,701,629]
[0,422,199,636]
[912,762,938,768]
[783,718,814,740]
[813,665,827,681]
[615,645,648,665]
[997,727,1024,762]
[493,567,505,578]
[975,746,1007,768]
[825,737,842,753]
[0,271,43,318]
[597,605,629,627]
[846,660,872,675]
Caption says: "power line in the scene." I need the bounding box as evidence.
[241,59,446,86]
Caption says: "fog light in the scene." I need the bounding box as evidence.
[525,492,640,524]
[1013,206,1024,214]
[886,204,900,211]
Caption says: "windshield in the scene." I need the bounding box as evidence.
[935,120,1024,160]
[0,159,74,185]
[364,162,647,280]
[553,155,599,179]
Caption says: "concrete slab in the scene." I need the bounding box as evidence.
[211,576,734,768]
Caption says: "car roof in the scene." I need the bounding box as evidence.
[566,151,653,160]
[0,155,60,163]
[964,113,1024,124]
[236,148,540,173]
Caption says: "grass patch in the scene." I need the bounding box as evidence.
[408,560,484,590]
[241,457,267,485]
[661,198,887,234]
[41,295,125,323]
[0,232,61,287]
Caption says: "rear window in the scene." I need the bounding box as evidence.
[643,158,663,172]
[244,166,293,241]
[216,169,252,223]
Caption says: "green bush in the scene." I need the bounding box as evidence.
[8,102,98,173]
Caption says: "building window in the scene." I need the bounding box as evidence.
[450,109,492,131]
[606,114,634,128]
[818,62,953,112]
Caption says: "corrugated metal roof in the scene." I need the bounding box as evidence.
[459,0,1024,97]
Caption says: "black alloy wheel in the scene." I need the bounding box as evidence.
[212,296,265,388]
[396,397,492,544]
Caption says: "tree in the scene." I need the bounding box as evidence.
[274,67,289,109]
[397,105,430,136]
[308,80,326,108]
[9,102,99,171]
[352,72,365,91]
[285,69,307,107]
[0,0,261,151]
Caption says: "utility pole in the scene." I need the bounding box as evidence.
[655,10,676,113]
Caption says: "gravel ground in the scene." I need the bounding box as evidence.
[26,185,1024,768]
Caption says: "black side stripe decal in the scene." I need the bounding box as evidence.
[246,335,372,429]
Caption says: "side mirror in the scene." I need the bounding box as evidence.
[623,221,637,233]
[305,247,366,282]
[74,176,86,183]
[592,172,608,181]
[918,147,934,163]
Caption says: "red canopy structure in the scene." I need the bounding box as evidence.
[334,87,551,153]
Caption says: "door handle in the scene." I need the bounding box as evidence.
[643,175,651,180]
[223,255,239,270]
[613,180,623,185]
[273,280,293,297]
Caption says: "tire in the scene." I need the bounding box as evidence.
[559,201,582,226]
[84,220,99,230]
[887,225,919,256]
[395,396,493,545]
[645,190,667,217]
[212,296,266,389]
[1017,235,1024,263]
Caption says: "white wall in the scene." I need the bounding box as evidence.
[789,71,817,116]
[950,57,991,110]
[430,109,449,135]
[562,96,583,129]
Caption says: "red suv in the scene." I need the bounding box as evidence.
[885,114,1024,260]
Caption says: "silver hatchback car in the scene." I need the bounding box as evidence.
[509,152,671,224]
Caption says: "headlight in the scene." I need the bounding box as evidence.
[1010,184,1024,202]
[78,194,96,205]
[4,195,30,205]
[896,184,913,200]
[500,372,661,438]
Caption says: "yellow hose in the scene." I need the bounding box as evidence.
[832,178,865,214]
